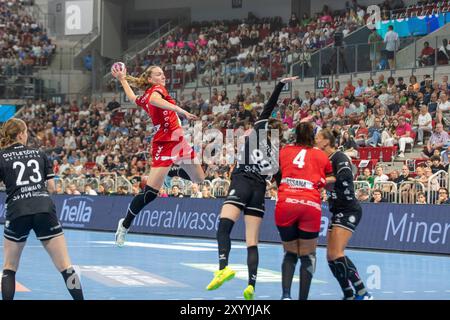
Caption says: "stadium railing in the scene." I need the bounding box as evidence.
[373,181,398,203]
[427,170,449,204]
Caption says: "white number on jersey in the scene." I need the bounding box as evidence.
[293,149,307,169]
[13,160,42,186]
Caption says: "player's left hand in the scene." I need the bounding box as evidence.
[183,111,198,121]
[280,76,299,83]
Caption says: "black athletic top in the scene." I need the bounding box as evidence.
[328,150,361,213]
[232,82,284,184]
[0,143,56,220]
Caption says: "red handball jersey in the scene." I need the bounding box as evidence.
[135,84,182,142]
[278,145,333,203]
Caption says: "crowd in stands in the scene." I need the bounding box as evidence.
[14,70,450,204]
[0,0,56,76]
[115,3,369,91]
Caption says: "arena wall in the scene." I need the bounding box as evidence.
[1,194,448,255]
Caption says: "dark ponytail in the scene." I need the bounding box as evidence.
[295,122,315,147]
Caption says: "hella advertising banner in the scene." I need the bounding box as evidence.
[0,193,449,254]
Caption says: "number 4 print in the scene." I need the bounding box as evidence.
[293,149,307,169]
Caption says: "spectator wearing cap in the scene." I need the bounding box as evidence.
[395,116,414,158]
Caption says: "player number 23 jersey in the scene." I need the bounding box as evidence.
[0,143,56,220]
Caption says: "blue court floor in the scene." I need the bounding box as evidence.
[0,226,449,300]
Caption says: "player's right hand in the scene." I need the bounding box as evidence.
[280,76,299,83]
[112,66,127,81]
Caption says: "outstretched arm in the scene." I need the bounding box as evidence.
[113,65,197,121]
[149,92,197,120]
[258,76,299,121]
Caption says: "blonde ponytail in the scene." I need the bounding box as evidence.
[125,65,160,91]
[0,118,27,149]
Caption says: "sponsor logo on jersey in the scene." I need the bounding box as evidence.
[229,189,236,196]
[281,178,314,189]
[285,198,321,210]
[348,215,356,223]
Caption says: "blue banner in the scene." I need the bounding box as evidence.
[0,193,449,254]
[376,14,449,38]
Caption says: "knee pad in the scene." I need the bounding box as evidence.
[284,251,298,263]
[300,252,317,276]
[143,185,158,205]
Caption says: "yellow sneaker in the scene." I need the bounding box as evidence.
[206,266,236,291]
[243,285,255,300]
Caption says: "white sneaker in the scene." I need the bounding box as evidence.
[417,142,423,146]
[397,152,405,158]
[115,218,128,247]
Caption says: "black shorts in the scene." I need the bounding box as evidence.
[277,225,319,242]
[328,206,362,233]
[4,212,64,243]
[222,174,266,217]
[386,50,395,59]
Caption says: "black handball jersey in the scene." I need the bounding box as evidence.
[0,143,56,220]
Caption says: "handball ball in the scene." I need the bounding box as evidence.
[111,62,126,75]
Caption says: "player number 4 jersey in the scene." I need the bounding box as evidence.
[277,145,333,203]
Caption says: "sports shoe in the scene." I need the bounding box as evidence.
[354,292,374,300]
[115,218,129,247]
[397,152,405,158]
[206,266,236,291]
[417,142,423,146]
[243,285,255,300]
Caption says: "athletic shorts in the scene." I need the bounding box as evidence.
[275,197,322,241]
[4,212,64,243]
[222,174,266,217]
[328,206,362,233]
[386,50,395,60]
[152,138,196,167]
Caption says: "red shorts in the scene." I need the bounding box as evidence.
[274,197,322,239]
[152,139,196,167]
